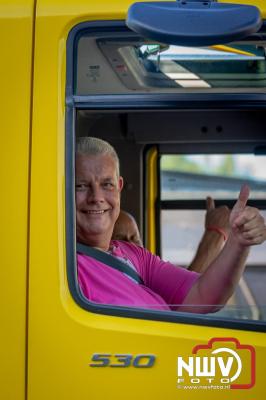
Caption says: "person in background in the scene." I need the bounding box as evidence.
[112,210,143,247]
[188,197,230,273]
[113,203,230,273]
[76,137,266,313]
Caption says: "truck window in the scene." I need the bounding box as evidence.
[66,21,266,330]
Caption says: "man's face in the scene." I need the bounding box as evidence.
[75,153,123,248]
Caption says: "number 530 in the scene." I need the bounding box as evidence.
[89,354,156,368]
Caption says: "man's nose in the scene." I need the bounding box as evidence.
[86,184,104,202]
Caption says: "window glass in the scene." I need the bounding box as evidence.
[137,43,266,88]
[76,34,266,94]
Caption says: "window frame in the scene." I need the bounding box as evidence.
[65,20,266,331]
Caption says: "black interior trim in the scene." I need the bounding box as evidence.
[161,199,266,210]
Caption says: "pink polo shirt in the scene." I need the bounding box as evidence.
[78,240,199,311]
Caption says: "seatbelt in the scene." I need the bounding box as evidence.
[77,242,144,285]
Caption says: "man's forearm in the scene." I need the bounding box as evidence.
[188,230,225,273]
[179,235,249,313]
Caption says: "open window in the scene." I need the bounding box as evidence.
[66,19,266,330]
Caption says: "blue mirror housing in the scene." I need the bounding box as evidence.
[126,1,262,46]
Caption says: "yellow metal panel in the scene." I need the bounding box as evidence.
[28,1,266,399]
[0,1,34,399]
[146,147,158,254]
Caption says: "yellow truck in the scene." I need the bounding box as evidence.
[1,0,266,399]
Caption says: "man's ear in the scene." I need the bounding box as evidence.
[118,176,124,191]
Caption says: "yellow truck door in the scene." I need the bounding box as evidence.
[28,1,266,399]
[0,1,34,399]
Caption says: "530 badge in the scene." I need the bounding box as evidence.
[89,354,156,368]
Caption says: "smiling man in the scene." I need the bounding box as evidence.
[76,137,266,312]
[76,145,123,251]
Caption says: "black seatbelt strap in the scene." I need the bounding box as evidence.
[77,242,144,285]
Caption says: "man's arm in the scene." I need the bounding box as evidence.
[188,198,230,273]
[179,185,266,313]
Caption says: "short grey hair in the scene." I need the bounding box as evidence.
[76,137,120,176]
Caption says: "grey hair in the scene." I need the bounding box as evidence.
[76,137,120,176]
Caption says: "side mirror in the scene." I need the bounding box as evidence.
[126,1,262,46]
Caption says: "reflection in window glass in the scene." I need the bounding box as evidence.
[77,36,266,95]
[138,44,266,89]
[161,154,266,200]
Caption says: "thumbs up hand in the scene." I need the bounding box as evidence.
[205,196,230,236]
[229,185,266,247]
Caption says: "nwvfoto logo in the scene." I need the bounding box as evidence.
[177,338,255,390]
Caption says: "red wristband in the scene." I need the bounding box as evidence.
[206,226,228,241]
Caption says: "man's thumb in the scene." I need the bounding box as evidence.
[206,196,215,211]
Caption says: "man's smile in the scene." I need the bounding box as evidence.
[81,209,111,215]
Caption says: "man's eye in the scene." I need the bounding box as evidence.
[103,182,114,189]
[75,183,87,191]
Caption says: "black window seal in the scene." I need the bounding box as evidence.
[161,199,266,210]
